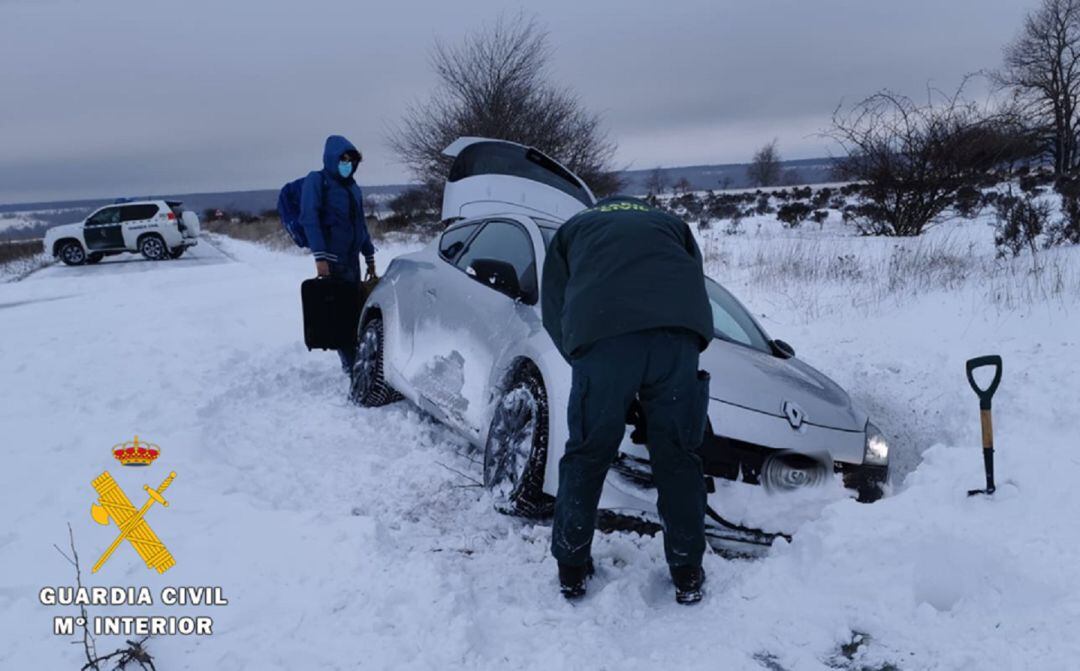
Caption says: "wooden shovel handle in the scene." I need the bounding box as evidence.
[979,409,994,451]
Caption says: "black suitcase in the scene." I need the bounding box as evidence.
[301,277,360,351]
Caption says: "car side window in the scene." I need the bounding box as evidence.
[455,220,537,301]
[438,223,480,262]
[86,207,121,226]
[120,204,160,222]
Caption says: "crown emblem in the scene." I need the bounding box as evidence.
[112,435,160,467]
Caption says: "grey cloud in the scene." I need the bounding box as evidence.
[0,0,1036,202]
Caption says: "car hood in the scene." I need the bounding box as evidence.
[700,339,865,432]
[44,223,81,241]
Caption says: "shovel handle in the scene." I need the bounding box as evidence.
[965,355,1002,411]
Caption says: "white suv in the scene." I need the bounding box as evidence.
[44,199,200,266]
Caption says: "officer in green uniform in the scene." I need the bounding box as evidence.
[541,196,714,604]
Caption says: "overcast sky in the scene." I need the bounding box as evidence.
[0,0,1034,204]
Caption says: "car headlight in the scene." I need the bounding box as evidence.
[864,421,889,466]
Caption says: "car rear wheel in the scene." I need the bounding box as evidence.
[349,318,403,407]
[483,366,555,518]
[138,234,167,261]
[168,246,186,259]
[58,241,86,266]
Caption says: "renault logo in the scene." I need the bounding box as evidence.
[782,401,806,429]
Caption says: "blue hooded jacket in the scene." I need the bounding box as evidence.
[299,135,375,269]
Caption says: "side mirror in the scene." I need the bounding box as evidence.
[467,258,523,300]
[771,339,795,359]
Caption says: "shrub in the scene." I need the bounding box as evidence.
[1051,176,1080,245]
[993,194,1050,258]
[385,184,441,230]
[954,185,983,218]
[830,88,1037,236]
[754,194,774,215]
[776,202,813,228]
[812,209,829,226]
[671,192,704,217]
[811,187,833,209]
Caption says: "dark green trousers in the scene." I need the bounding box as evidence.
[551,328,709,567]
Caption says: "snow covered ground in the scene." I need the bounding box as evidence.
[1,220,1078,670]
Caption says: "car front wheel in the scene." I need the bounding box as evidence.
[349,318,403,407]
[138,234,167,261]
[58,241,86,266]
[483,366,554,518]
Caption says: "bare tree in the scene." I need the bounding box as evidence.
[387,15,621,203]
[644,167,668,196]
[747,140,782,187]
[829,86,1036,236]
[995,0,1080,175]
[672,176,694,195]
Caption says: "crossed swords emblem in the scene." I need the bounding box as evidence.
[90,471,177,574]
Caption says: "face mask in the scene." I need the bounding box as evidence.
[338,161,353,178]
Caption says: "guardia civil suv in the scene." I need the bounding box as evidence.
[44,199,200,266]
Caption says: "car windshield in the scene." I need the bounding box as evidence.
[704,278,771,353]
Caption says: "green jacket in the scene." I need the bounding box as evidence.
[541,197,713,360]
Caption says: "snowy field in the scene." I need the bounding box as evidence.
[1,219,1079,670]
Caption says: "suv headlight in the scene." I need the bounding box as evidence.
[864,421,889,466]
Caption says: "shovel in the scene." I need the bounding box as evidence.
[965,355,1003,496]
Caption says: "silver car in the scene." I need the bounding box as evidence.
[353,138,889,547]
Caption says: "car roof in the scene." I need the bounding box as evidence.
[106,198,178,206]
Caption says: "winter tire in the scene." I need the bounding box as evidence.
[349,318,403,407]
[86,252,104,264]
[168,246,186,259]
[138,234,167,261]
[483,365,555,518]
[58,240,86,266]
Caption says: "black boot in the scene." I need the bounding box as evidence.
[558,558,595,600]
[670,565,706,604]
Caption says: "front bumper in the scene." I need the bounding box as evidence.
[695,432,886,502]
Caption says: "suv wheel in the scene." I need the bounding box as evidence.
[86,252,104,265]
[483,366,555,518]
[58,240,86,266]
[349,318,403,407]
[138,234,167,261]
[168,247,186,259]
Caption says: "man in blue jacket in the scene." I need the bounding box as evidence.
[300,135,377,370]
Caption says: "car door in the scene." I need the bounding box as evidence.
[390,220,483,385]
[118,203,161,248]
[408,219,538,440]
[83,206,124,251]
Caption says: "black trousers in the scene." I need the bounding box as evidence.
[551,328,709,567]
[330,261,360,372]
